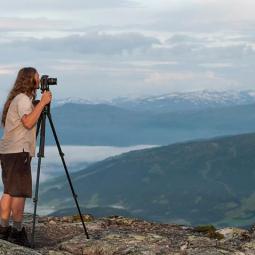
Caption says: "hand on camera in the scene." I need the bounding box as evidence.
[41,91,52,106]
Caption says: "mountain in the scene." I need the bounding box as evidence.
[39,102,255,146]
[52,97,103,107]
[39,132,255,228]
[55,90,255,113]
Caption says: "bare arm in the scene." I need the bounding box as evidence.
[21,91,52,129]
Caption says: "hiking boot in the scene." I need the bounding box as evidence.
[8,227,31,247]
[0,225,11,240]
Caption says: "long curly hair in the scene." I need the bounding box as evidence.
[1,67,38,127]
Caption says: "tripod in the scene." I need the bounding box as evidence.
[31,100,90,248]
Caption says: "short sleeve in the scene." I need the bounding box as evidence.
[17,94,33,118]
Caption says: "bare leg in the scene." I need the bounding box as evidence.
[0,193,12,224]
[11,197,26,223]
[9,197,30,247]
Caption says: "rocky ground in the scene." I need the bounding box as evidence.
[2,213,255,254]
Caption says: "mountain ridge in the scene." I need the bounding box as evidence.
[53,90,255,113]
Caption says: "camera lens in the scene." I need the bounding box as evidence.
[48,78,57,85]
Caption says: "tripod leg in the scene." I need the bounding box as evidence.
[46,111,90,239]
[36,114,42,139]
[31,111,47,248]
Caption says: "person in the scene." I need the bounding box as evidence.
[0,67,52,247]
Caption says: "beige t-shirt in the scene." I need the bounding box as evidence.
[0,93,36,157]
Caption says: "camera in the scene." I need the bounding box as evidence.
[40,75,57,91]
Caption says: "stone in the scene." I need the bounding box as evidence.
[216,227,250,241]
[1,214,255,254]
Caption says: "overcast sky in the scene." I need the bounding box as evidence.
[1,0,255,103]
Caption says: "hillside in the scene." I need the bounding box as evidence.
[40,132,255,228]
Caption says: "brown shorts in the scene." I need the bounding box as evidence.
[0,152,32,198]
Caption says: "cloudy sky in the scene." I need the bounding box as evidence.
[1,0,255,103]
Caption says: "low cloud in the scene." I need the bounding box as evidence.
[148,0,255,33]
[144,71,216,83]
[5,32,160,55]
[0,17,68,32]
[0,0,138,12]
[0,66,14,75]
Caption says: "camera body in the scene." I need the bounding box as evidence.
[40,75,57,91]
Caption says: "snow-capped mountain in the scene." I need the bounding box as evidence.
[51,97,111,108]
[109,90,255,113]
[53,90,255,113]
